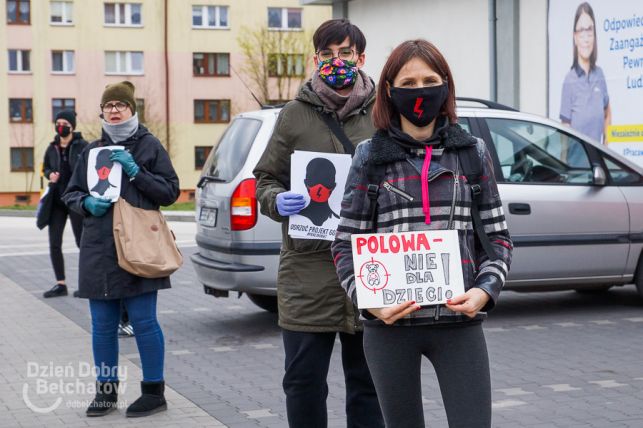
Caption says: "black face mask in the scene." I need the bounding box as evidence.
[56,124,71,138]
[389,82,449,127]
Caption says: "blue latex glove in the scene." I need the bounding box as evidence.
[276,192,306,217]
[83,196,113,217]
[109,149,140,178]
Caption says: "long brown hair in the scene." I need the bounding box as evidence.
[572,2,597,71]
[372,39,457,131]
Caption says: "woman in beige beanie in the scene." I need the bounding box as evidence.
[63,81,180,418]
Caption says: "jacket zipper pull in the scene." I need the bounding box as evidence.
[383,181,415,201]
[434,304,441,321]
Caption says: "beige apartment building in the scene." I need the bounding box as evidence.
[1,0,331,205]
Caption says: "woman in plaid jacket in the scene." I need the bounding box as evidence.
[331,40,513,428]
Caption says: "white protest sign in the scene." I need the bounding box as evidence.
[351,230,466,309]
[87,146,123,202]
[289,150,352,241]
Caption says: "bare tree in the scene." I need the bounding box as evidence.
[10,125,37,204]
[237,26,313,105]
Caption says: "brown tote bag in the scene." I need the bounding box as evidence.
[112,198,183,278]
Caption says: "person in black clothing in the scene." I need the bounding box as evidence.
[42,110,88,298]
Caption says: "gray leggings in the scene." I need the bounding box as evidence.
[363,322,491,428]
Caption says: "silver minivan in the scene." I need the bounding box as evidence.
[192,100,643,312]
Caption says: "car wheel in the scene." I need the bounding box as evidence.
[247,293,278,313]
[575,285,613,294]
[635,255,643,299]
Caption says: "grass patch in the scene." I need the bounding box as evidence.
[161,201,195,211]
[0,202,195,212]
[0,205,37,211]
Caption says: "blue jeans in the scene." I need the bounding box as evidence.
[89,291,164,382]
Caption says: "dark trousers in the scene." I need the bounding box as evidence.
[363,322,491,428]
[282,329,384,428]
[89,292,164,382]
[48,201,83,281]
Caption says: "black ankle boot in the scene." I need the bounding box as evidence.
[126,381,167,417]
[43,284,68,298]
[86,381,119,417]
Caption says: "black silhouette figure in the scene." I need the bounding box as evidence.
[91,149,117,196]
[299,158,339,226]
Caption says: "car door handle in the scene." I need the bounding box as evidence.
[509,203,531,215]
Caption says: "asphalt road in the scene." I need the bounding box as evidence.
[1,216,643,427]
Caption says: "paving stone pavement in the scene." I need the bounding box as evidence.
[1,217,643,427]
[0,271,226,428]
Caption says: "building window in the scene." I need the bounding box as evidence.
[51,50,75,73]
[10,148,34,172]
[136,98,145,123]
[192,5,228,29]
[193,53,230,76]
[268,7,301,30]
[105,51,144,75]
[7,0,30,25]
[104,2,142,26]
[9,99,32,123]
[194,100,230,124]
[268,54,305,77]
[194,146,212,169]
[50,1,73,24]
[8,50,30,73]
[52,98,75,121]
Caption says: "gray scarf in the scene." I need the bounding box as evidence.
[102,113,139,143]
[312,70,374,121]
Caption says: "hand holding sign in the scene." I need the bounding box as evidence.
[277,192,306,216]
[446,288,490,318]
[367,300,421,325]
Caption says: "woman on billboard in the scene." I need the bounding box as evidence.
[560,2,611,165]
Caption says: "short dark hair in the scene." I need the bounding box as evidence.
[572,2,597,71]
[372,39,457,131]
[313,19,366,54]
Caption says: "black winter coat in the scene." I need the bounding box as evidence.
[62,126,180,300]
[43,132,88,199]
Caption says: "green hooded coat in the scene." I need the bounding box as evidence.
[253,80,376,333]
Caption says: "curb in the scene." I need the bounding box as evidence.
[0,209,196,223]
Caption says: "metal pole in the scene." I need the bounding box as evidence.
[164,0,171,153]
[489,0,497,102]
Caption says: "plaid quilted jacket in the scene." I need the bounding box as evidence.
[330,124,513,326]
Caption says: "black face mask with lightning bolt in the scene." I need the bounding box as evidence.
[389,82,449,128]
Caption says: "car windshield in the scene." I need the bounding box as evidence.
[201,117,263,183]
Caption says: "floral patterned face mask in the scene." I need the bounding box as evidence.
[317,57,358,89]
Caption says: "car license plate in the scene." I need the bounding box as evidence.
[199,207,218,227]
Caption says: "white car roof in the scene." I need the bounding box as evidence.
[233,105,643,175]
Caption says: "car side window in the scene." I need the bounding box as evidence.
[485,118,593,185]
[457,117,471,133]
[603,156,643,185]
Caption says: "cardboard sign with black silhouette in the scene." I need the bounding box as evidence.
[87,146,124,202]
[289,151,351,241]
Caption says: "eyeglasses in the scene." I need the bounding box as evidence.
[101,102,129,113]
[574,25,594,37]
[316,47,356,62]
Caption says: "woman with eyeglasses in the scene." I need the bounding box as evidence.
[331,39,513,428]
[560,2,611,164]
[63,81,179,418]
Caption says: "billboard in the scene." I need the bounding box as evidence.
[548,1,643,165]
